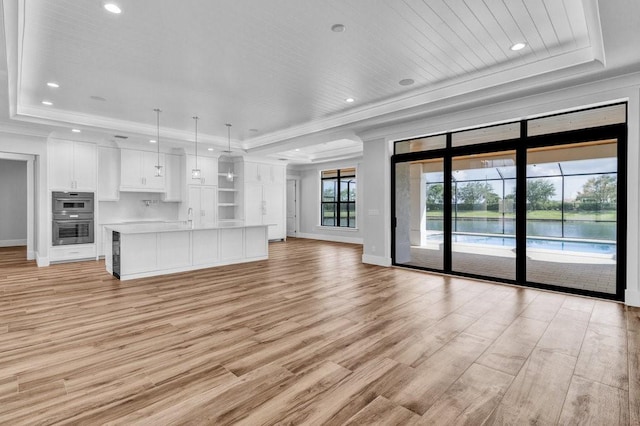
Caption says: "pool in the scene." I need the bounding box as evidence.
[426,233,616,255]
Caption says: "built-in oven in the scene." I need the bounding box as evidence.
[52,192,95,246]
[52,191,94,214]
[52,213,95,245]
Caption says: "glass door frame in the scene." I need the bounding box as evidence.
[391,118,627,301]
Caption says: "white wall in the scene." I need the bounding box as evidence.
[0,159,27,245]
[359,71,640,306]
[290,159,363,244]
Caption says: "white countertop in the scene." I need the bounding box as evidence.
[105,222,266,234]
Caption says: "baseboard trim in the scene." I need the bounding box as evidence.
[296,232,363,245]
[27,250,35,260]
[625,289,640,307]
[36,253,50,267]
[362,254,392,267]
[0,239,27,247]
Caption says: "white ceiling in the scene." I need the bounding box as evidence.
[1,0,640,163]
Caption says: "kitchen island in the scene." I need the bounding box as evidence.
[104,222,269,280]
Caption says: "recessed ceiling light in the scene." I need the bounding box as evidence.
[149,139,157,144]
[510,42,526,51]
[331,24,346,33]
[71,129,81,133]
[103,3,122,14]
[345,97,355,103]
[47,82,60,88]
[295,149,300,152]
[41,100,53,106]
[207,148,214,151]
[399,78,415,86]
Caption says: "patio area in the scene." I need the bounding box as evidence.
[405,244,617,295]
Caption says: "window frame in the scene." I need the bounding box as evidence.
[320,167,357,228]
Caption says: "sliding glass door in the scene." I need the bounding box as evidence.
[394,158,445,270]
[392,103,626,300]
[526,140,618,294]
[451,151,517,281]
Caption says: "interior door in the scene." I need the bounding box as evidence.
[264,184,284,240]
[286,179,297,236]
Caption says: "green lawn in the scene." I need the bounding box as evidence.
[426,210,616,221]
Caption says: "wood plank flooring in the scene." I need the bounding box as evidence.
[0,240,638,425]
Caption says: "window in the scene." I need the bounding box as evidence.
[321,167,356,228]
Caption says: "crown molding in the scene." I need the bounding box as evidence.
[0,120,50,138]
[241,48,602,149]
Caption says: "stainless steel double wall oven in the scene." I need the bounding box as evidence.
[52,191,95,246]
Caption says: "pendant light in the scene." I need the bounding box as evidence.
[225,123,234,182]
[191,116,201,179]
[153,108,163,177]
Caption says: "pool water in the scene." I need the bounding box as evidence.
[427,233,616,255]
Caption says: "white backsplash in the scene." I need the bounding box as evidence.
[98,192,181,224]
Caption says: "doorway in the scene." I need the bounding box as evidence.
[0,153,35,260]
[286,179,298,237]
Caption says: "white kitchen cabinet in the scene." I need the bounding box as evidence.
[157,231,191,269]
[98,146,120,201]
[187,185,217,227]
[49,244,96,262]
[244,161,284,185]
[185,154,217,185]
[121,233,158,275]
[243,163,286,240]
[163,153,183,201]
[49,140,97,191]
[120,149,165,192]
[192,229,219,265]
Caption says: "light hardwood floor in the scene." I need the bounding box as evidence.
[0,240,638,425]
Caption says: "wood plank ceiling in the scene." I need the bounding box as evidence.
[12,0,595,149]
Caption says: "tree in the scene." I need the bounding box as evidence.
[456,182,498,207]
[576,175,617,205]
[523,179,556,210]
[426,183,444,205]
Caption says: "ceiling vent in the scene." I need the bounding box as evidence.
[114,135,128,139]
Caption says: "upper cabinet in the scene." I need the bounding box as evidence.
[185,154,217,186]
[97,146,120,201]
[244,161,284,185]
[49,140,97,191]
[120,149,165,192]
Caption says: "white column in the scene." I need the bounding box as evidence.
[362,137,393,266]
[626,88,640,307]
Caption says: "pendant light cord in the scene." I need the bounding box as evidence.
[193,116,199,168]
[226,123,231,153]
[154,108,161,165]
